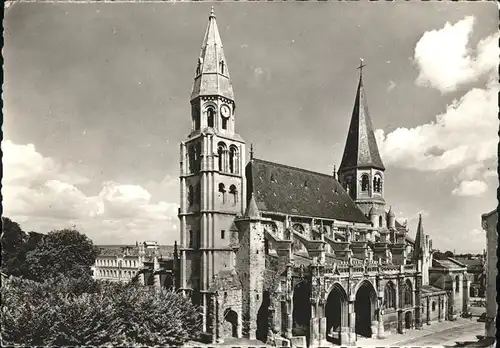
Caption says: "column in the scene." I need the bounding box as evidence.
[426,297,430,325]
[438,295,443,322]
[348,297,356,344]
[286,266,293,339]
[309,302,319,347]
[397,277,404,334]
[462,279,470,314]
[377,298,386,339]
[318,302,327,346]
[414,275,422,329]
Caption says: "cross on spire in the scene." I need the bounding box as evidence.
[250,144,254,160]
[357,58,366,76]
[210,6,216,19]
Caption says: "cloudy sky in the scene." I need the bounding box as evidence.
[3,2,498,252]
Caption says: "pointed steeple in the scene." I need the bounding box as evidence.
[414,214,425,259]
[191,7,234,101]
[244,193,260,219]
[339,59,385,171]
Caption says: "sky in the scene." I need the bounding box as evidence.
[3,2,498,253]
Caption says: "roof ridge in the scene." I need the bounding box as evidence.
[252,158,339,181]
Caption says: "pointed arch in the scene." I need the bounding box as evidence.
[325,282,348,344]
[404,279,413,306]
[292,281,311,339]
[384,280,396,309]
[373,174,383,193]
[354,280,377,337]
[187,185,194,206]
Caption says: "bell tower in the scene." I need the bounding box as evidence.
[178,7,246,332]
[338,59,386,228]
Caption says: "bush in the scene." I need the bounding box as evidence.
[1,276,202,346]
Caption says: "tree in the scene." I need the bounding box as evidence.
[1,217,28,276]
[26,229,99,281]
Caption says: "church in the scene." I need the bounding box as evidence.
[176,8,470,346]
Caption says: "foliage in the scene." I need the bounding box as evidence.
[1,276,202,346]
[26,228,99,281]
[433,250,455,260]
[1,217,28,277]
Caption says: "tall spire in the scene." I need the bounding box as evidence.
[339,59,385,171]
[191,7,234,101]
[414,214,425,259]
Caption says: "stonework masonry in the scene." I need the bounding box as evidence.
[175,9,470,347]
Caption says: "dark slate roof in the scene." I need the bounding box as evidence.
[432,258,466,270]
[246,159,370,224]
[339,75,385,171]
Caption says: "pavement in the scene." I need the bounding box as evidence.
[357,318,489,347]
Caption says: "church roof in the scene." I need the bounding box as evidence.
[191,7,234,101]
[339,63,385,171]
[421,285,446,294]
[413,214,425,259]
[432,258,467,270]
[246,158,370,224]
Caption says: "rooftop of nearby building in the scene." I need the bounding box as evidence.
[97,244,174,259]
[432,258,467,270]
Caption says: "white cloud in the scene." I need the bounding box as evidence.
[414,16,499,93]
[2,140,179,244]
[376,78,498,173]
[452,180,488,197]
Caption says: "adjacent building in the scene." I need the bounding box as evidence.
[175,9,469,346]
[93,241,178,288]
[481,209,497,339]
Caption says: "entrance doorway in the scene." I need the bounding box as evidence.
[354,280,376,338]
[404,311,413,330]
[256,290,271,342]
[292,281,311,340]
[325,283,348,345]
[223,308,238,338]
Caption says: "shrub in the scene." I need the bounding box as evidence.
[1,276,202,346]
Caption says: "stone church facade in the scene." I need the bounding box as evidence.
[176,9,469,346]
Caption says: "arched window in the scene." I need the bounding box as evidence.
[361,174,369,192]
[374,175,382,193]
[187,185,194,206]
[229,185,238,205]
[432,301,436,312]
[189,230,193,248]
[219,183,226,204]
[379,215,383,228]
[222,117,228,130]
[404,279,413,306]
[207,106,215,128]
[229,146,238,174]
[455,276,460,293]
[217,142,227,172]
[384,281,396,309]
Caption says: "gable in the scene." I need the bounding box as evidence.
[246,159,369,224]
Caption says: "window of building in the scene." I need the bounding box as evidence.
[404,279,413,306]
[384,281,396,309]
[195,182,201,205]
[373,175,382,193]
[219,59,225,74]
[229,185,238,205]
[218,142,226,172]
[207,107,215,128]
[455,276,460,293]
[189,230,193,248]
[219,183,226,203]
[229,146,238,174]
[361,174,369,192]
[221,230,225,239]
[222,117,228,130]
[379,215,384,228]
[432,301,436,311]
